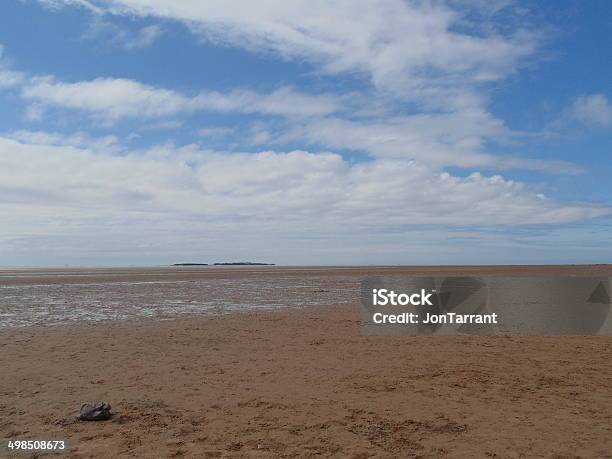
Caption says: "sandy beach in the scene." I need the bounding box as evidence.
[1,266,611,458]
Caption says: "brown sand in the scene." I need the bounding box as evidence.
[1,266,611,458]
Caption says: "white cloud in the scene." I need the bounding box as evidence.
[2,37,558,173]
[0,135,605,231]
[0,4,606,264]
[0,69,24,88]
[195,87,341,117]
[22,77,194,119]
[570,94,612,128]
[21,77,341,121]
[37,0,103,14]
[124,25,163,49]
[196,127,234,138]
[272,111,505,166]
[83,17,163,50]
[50,0,537,106]
[4,129,121,154]
[0,133,607,263]
[254,113,580,173]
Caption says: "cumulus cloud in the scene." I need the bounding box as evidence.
[22,77,194,119]
[2,39,563,173]
[21,77,341,121]
[0,134,605,231]
[0,4,606,264]
[569,94,612,128]
[15,70,576,172]
[51,0,536,105]
[0,132,607,263]
[252,114,580,173]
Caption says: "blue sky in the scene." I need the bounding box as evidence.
[0,0,610,266]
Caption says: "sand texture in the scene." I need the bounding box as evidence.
[1,266,611,458]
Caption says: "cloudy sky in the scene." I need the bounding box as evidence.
[0,0,611,266]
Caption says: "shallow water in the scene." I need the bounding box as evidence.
[0,273,358,328]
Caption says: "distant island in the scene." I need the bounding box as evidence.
[172,263,209,266]
[214,262,275,266]
[172,262,275,266]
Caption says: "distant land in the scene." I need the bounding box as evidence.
[172,262,275,266]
